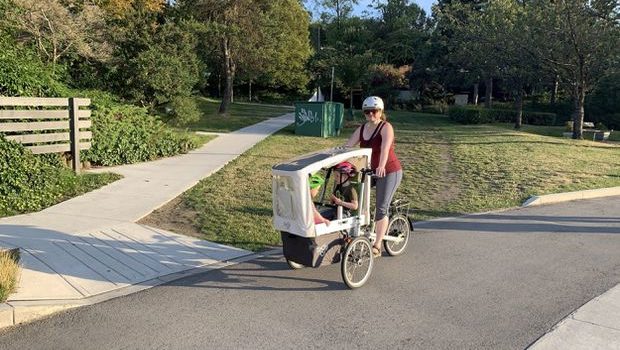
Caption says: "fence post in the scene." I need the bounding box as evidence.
[68,97,81,173]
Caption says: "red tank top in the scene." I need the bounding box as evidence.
[359,121,402,173]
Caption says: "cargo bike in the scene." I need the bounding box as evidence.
[272,147,413,288]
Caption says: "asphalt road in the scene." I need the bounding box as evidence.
[1,196,619,350]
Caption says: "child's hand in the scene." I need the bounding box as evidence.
[331,194,342,205]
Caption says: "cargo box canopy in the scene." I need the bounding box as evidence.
[272,147,372,237]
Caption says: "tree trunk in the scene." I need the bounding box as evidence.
[572,83,585,139]
[348,89,354,120]
[248,80,252,102]
[217,73,221,98]
[485,77,493,109]
[551,75,559,104]
[514,88,523,130]
[473,82,479,105]
[219,37,235,115]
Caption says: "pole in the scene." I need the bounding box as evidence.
[330,66,335,101]
[68,97,81,173]
[316,26,321,102]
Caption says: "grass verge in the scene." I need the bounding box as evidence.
[189,97,294,133]
[0,249,19,302]
[142,112,620,251]
[0,170,122,218]
[495,123,620,142]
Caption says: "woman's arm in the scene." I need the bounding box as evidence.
[375,122,394,177]
[344,126,362,147]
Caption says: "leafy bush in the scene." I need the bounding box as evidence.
[524,111,556,126]
[84,103,201,166]
[166,96,201,127]
[601,113,620,130]
[420,104,448,114]
[528,99,573,124]
[448,107,491,124]
[0,136,120,216]
[0,36,66,96]
[449,107,556,125]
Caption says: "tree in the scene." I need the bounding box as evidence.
[249,0,312,93]
[364,63,409,107]
[182,0,311,114]
[8,0,111,67]
[373,0,430,67]
[433,0,499,108]
[99,0,165,18]
[109,9,202,106]
[524,0,620,138]
[311,0,359,30]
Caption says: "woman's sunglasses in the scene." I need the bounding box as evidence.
[363,109,380,115]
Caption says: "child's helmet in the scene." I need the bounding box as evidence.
[362,96,384,111]
[309,173,325,189]
[334,161,357,177]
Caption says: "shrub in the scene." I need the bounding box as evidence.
[601,113,620,130]
[420,104,448,114]
[524,111,556,126]
[448,107,556,125]
[0,249,19,302]
[528,100,573,124]
[84,103,200,166]
[587,72,620,123]
[0,136,119,216]
[166,96,201,127]
[0,36,66,96]
[448,107,491,124]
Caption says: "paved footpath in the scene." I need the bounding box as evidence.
[0,113,293,325]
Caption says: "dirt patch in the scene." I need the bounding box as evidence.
[138,197,203,239]
[434,142,461,205]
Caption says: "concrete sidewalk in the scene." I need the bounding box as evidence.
[0,113,294,326]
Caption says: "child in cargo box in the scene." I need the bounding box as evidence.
[309,173,330,226]
[323,161,359,220]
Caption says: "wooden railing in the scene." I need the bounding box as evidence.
[0,97,92,172]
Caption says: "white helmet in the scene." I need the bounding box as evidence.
[362,96,384,111]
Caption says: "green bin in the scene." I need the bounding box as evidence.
[332,102,344,136]
[294,102,344,137]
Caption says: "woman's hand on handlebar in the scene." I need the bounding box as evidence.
[375,166,386,177]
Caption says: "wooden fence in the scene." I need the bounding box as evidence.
[0,97,92,172]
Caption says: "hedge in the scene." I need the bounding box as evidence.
[83,101,201,166]
[449,106,556,125]
[0,136,120,217]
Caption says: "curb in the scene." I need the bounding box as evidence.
[522,186,620,207]
[0,248,281,330]
[526,282,620,349]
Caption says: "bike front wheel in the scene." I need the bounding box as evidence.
[383,214,411,256]
[341,236,374,289]
[286,259,305,269]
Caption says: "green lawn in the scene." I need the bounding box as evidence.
[495,123,620,142]
[144,111,620,251]
[188,97,294,133]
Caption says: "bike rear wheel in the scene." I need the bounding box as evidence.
[383,214,410,256]
[341,236,374,289]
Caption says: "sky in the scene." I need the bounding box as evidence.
[352,0,434,17]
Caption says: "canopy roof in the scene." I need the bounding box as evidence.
[272,147,372,175]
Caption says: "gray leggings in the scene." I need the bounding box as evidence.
[375,170,403,221]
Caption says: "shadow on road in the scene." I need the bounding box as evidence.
[166,255,347,292]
